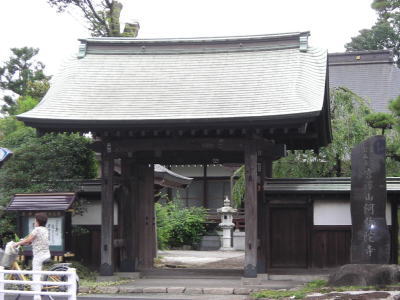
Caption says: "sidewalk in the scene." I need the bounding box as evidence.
[81,250,328,298]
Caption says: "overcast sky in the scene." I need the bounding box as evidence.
[0,0,377,75]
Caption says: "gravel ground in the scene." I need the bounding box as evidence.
[158,250,244,269]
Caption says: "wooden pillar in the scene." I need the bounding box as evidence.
[391,199,398,264]
[118,158,137,271]
[203,164,208,208]
[100,147,114,276]
[136,163,155,270]
[244,143,258,277]
[64,212,72,252]
[257,156,271,273]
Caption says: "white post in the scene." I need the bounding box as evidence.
[67,268,77,300]
[0,266,4,300]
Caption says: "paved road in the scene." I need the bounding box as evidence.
[5,294,246,300]
[5,296,185,300]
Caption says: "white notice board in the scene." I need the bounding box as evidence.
[28,217,63,246]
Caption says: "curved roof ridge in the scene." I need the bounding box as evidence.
[79,31,310,44]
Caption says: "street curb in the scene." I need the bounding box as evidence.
[80,286,256,295]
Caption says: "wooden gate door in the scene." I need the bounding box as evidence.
[270,206,308,268]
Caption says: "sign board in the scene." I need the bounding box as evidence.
[22,216,65,252]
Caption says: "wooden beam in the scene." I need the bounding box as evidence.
[91,138,286,154]
[244,143,258,277]
[100,148,114,276]
[116,151,245,165]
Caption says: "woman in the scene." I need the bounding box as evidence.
[14,212,51,300]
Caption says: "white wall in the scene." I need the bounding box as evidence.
[170,165,235,177]
[313,200,392,225]
[171,165,204,177]
[72,202,118,225]
[207,165,235,177]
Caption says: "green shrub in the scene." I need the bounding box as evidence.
[67,260,97,281]
[155,199,207,249]
[305,279,327,289]
[252,280,328,299]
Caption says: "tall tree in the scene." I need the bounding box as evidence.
[386,96,400,163]
[0,47,50,115]
[273,88,377,178]
[0,96,98,245]
[47,0,139,37]
[231,88,386,207]
[346,0,400,66]
[0,54,97,245]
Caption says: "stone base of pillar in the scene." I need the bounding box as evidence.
[219,247,235,251]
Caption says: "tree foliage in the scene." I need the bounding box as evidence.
[232,166,244,208]
[346,0,400,66]
[0,121,97,244]
[0,47,50,115]
[274,88,377,178]
[47,0,139,37]
[0,45,99,244]
[365,112,396,134]
[0,132,97,201]
[232,88,400,207]
[386,95,400,164]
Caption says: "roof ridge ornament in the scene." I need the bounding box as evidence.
[299,33,308,52]
[78,42,87,59]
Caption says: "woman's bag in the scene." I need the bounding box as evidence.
[1,241,18,268]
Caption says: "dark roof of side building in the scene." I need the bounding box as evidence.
[328,50,400,112]
[81,164,192,193]
[7,193,76,211]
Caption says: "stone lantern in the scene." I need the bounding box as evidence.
[217,196,237,251]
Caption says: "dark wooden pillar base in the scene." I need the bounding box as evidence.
[119,260,136,272]
[100,263,113,276]
[244,264,257,278]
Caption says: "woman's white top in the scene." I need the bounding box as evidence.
[31,226,50,256]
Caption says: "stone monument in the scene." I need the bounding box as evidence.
[350,135,390,264]
[329,136,400,286]
[217,196,237,251]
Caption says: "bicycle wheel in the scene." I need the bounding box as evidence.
[43,266,79,293]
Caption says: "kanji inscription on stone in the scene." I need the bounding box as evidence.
[350,135,390,264]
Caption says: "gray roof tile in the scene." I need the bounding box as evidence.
[329,50,400,112]
[18,33,328,126]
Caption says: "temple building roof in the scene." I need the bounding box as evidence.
[17,32,331,150]
[329,50,400,112]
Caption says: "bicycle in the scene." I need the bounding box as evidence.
[0,247,79,300]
